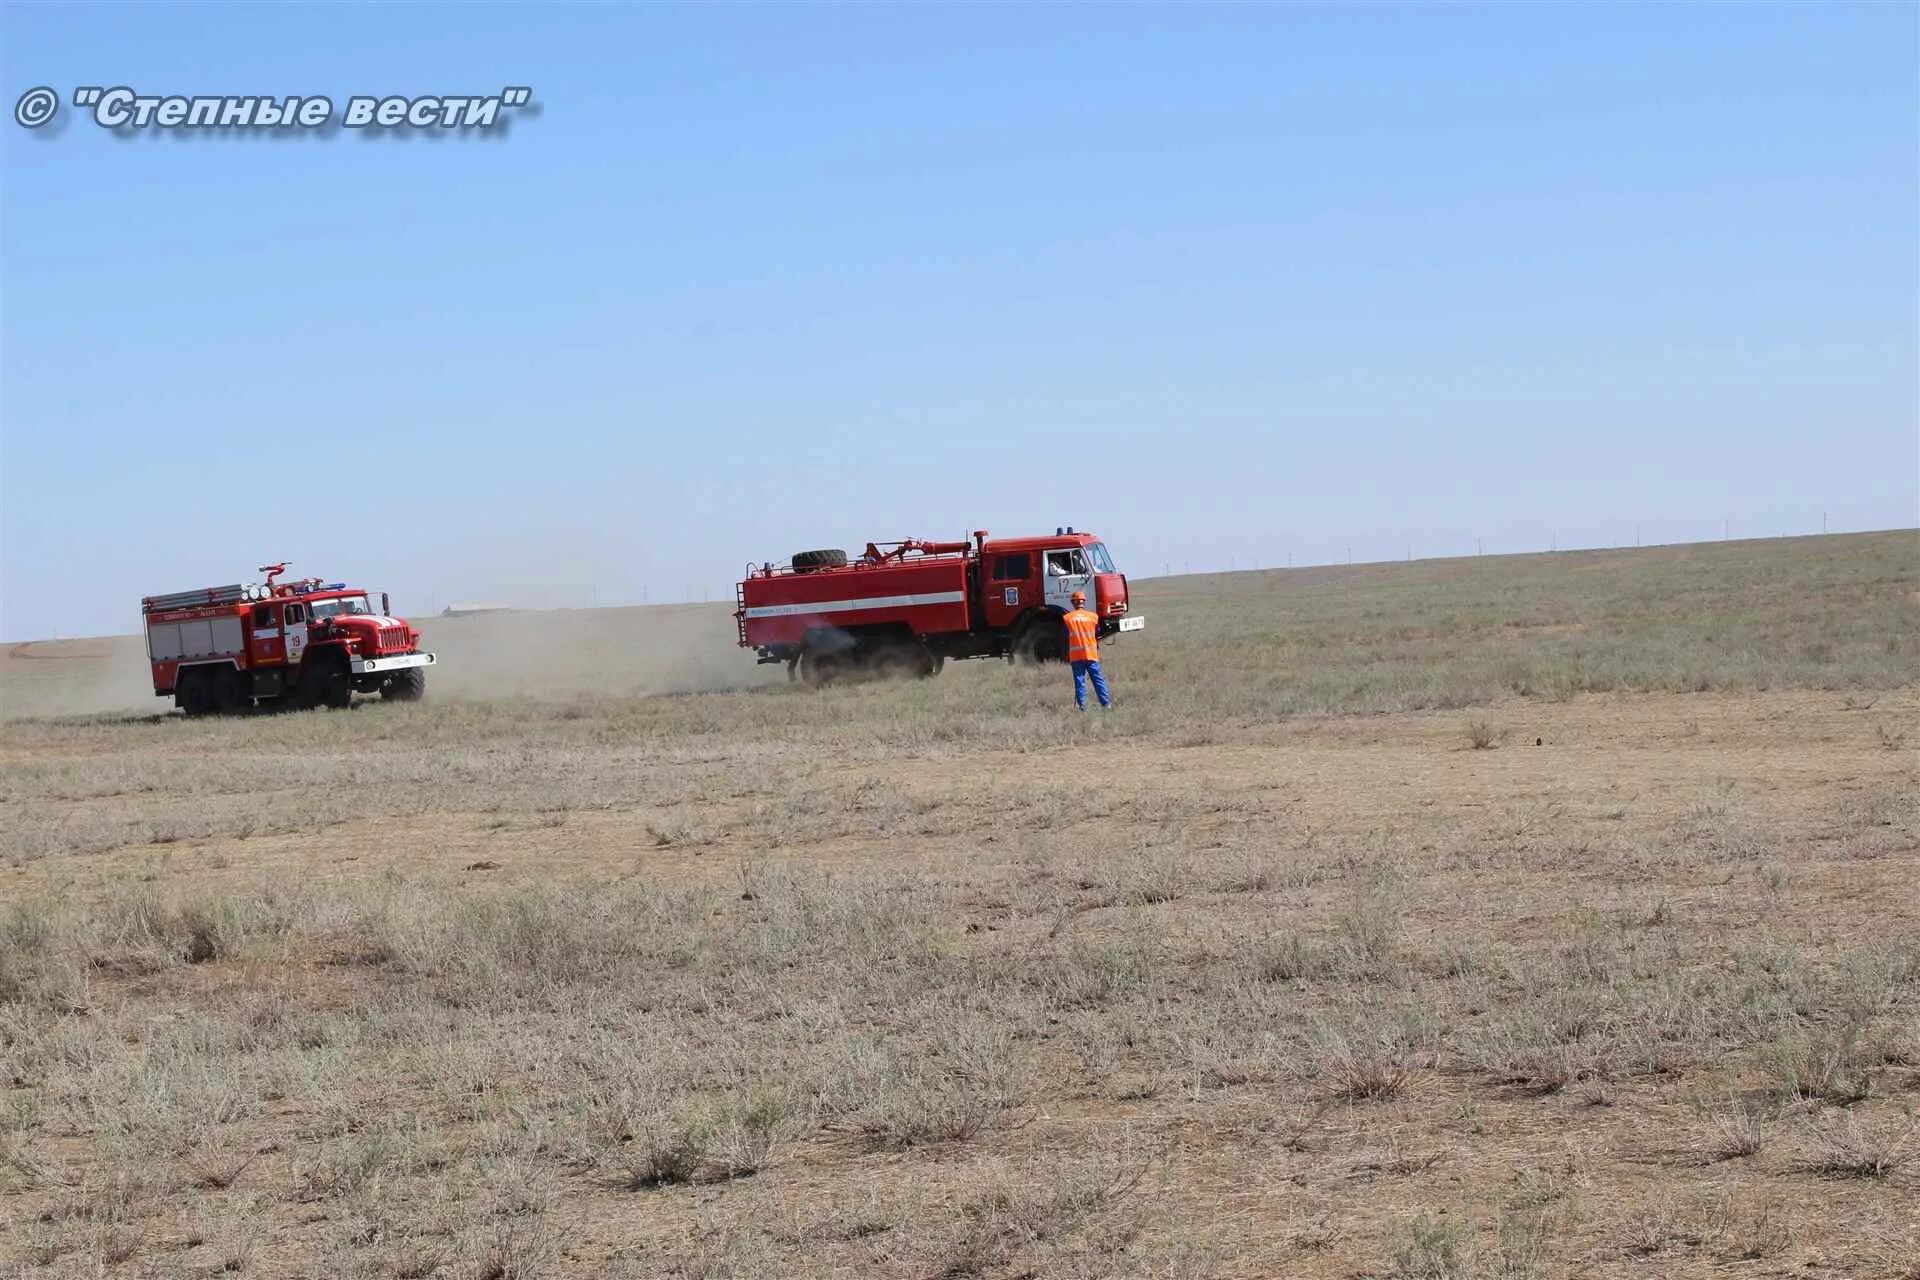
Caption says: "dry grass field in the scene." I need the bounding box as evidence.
[3,531,1917,1280]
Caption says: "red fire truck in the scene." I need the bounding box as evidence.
[736,529,1145,683]
[142,563,436,714]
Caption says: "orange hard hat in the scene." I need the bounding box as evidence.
[1071,590,1086,604]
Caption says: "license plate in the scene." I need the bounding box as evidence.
[1118,616,1145,632]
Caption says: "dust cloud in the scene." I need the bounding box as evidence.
[0,603,780,720]
[0,637,158,719]
[417,603,780,701]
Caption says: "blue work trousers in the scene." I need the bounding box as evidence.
[1072,659,1111,709]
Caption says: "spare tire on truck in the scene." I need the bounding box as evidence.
[791,549,848,573]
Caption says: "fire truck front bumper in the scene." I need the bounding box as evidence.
[352,652,437,675]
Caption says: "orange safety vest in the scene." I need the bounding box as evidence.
[1063,608,1100,663]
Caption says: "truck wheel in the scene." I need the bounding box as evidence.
[305,653,353,709]
[177,669,213,716]
[212,665,246,713]
[384,668,426,702]
[871,639,932,681]
[1013,615,1068,665]
[800,650,846,686]
[791,549,848,573]
[908,641,938,679]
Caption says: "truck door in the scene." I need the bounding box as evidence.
[981,550,1037,631]
[1043,547,1095,615]
[249,602,284,665]
[283,601,309,665]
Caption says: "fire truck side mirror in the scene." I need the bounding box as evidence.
[382,593,390,616]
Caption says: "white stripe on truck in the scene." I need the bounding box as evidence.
[743,591,966,620]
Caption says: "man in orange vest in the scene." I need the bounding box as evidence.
[1063,590,1112,710]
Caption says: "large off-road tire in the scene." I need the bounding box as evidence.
[799,649,846,687]
[871,638,937,680]
[212,665,246,713]
[1012,614,1068,665]
[176,668,215,716]
[305,653,353,709]
[791,549,848,573]
[384,668,426,702]
[869,642,909,681]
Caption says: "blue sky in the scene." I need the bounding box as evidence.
[3,3,1915,639]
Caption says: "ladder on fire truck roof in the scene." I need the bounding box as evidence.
[142,583,255,613]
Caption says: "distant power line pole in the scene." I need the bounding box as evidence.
[1822,512,1828,535]
[1635,524,1641,547]
[1476,537,1482,556]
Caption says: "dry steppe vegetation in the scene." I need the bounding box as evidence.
[2,531,1917,1279]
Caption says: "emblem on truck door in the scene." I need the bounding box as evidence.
[1004,587,1019,606]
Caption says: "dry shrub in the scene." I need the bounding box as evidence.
[186,1145,258,1189]
[857,1068,1012,1149]
[1113,843,1195,906]
[1489,1201,1557,1280]
[617,1091,790,1187]
[299,1123,413,1200]
[1797,1112,1917,1179]
[1389,1213,1468,1279]
[1762,1024,1880,1104]
[1716,1198,1793,1261]
[1331,865,1407,979]
[1044,936,1159,1009]
[622,1111,711,1188]
[923,1155,1149,1278]
[28,1172,150,1271]
[0,900,89,1011]
[1618,1200,1693,1256]
[1235,932,1332,983]
[1210,845,1320,894]
[709,1096,791,1178]
[1314,1021,1414,1102]
[1698,1096,1773,1161]
[468,1212,561,1280]
[98,890,301,969]
[1467,1027,1606,1095]
[851,1020,1029,1150]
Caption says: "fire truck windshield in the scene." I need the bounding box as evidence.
[308,595,375,619]
[1088,543,1116,573]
